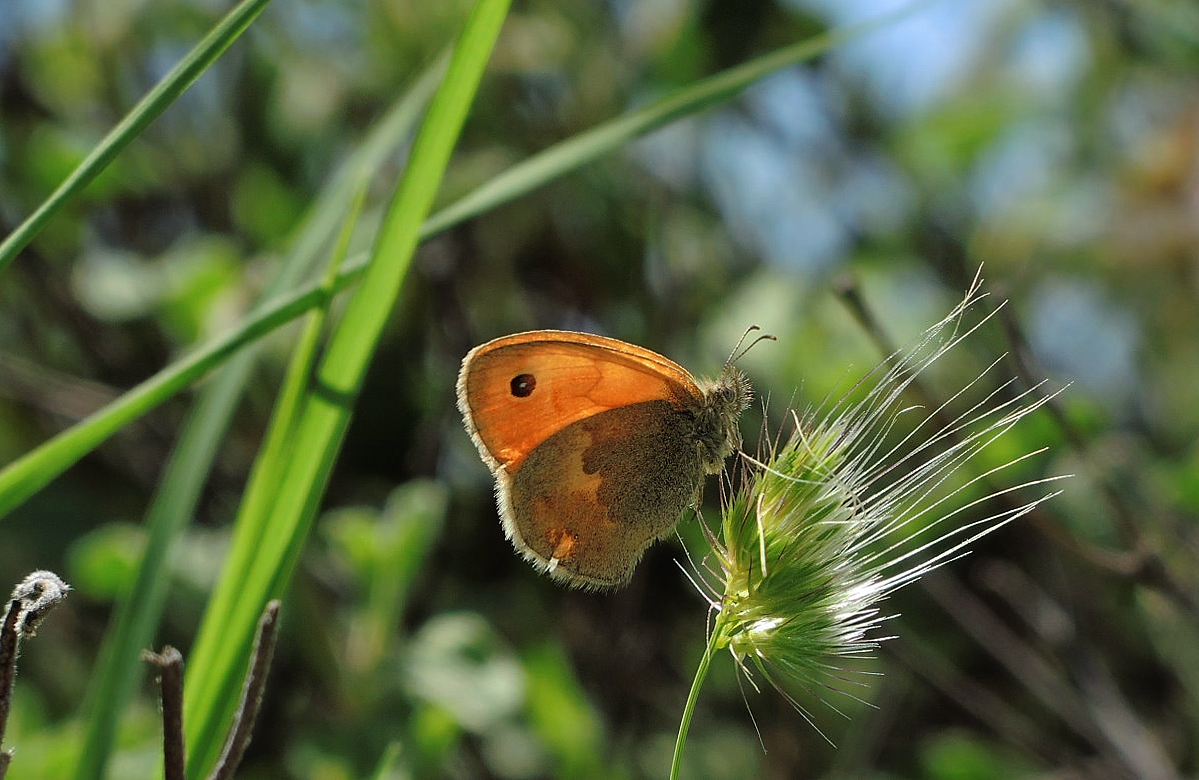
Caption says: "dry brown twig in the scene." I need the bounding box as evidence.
[144,600,282,780]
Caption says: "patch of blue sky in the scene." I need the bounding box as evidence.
[638,68,911,273]
[630,0,1096,273]
[0,0,65,68]
[265,0,364,54]
[634,118,704,192]
[968,117,1073,217]
[1104,73,1194,155]
[1005,8,1090,101]
[744,68,845,152]
[4,0,71,35]
[784,0,1010,119]
[832,151,914,237]
[1027,278,1140,410]
[608,0,689,51]
[700,113,849,275]
[140,42,235,142]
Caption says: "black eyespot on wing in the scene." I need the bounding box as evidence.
[510,373,536,397]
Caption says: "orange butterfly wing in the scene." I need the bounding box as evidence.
[458,330,715,588]
[456,330,702,473]
[499,395,708,586]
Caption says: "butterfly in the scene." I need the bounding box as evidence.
[457,329,758,588]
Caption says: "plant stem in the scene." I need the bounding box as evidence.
[670,620,723,780]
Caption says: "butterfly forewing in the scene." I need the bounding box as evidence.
[458,331,702,472]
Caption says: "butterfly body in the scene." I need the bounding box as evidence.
[457,330,751,588]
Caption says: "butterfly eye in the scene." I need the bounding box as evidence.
[510,373,536,398]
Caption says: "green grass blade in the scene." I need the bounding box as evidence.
[0,274,348,521]
[188,186,371,706]
[67,60,446,780]
[180,1,512,774]
[421,7,911,237]
[0,14,902,523]
[67,377,246,780]
[0,0,274,274]
[0,53,449,524]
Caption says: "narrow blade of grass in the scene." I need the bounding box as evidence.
[0,11,909,524]
[0,276,344,521]
[179,1,513,775]
[421,5,914,236]
[67,57,445,780]
[0,0,275,274]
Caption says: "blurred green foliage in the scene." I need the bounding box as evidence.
[2,0,1199,777]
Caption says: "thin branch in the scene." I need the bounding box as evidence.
[922,574,1107,749]
[142,648,186,780]
[206,600,282,780]
[0,600,22,779]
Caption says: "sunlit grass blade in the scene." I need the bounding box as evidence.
[68,56,449,777]
[0,275,345,521]
[179,0,512,774]
[0,12,910,524]
[69,53,446,780]
[180,181,369,753]
[65,69,436,772]
[0,0,274,274]
[164,182,366,780]
[422,4,917,236]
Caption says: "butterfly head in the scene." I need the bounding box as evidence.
[695,366,753,473]
[694,327,773,473]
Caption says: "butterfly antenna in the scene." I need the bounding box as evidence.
[727,326,777,367]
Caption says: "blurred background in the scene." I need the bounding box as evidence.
[2,0,1198,777]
